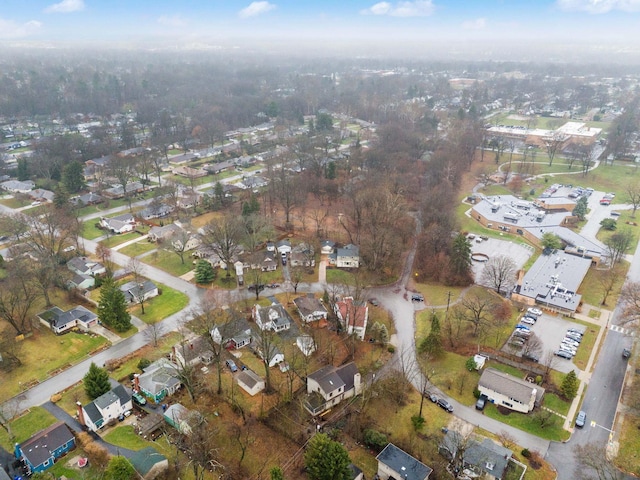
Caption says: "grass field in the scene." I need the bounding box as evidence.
[81,220,106,240]
[129,282,189,323]
[578,263,628,307]
[118,240,157,257]
[142,248,194,276]
[0,407,58,450]
[615,414,640,476]
[484,403,569,441]
[542,392,571,416]
[0,328,108,402]
[101,227,150,248]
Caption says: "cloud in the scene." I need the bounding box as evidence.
[461,17,486,30]
[360,0,435,17]
[556,0,640,13]
[44,0,85,13]
[157,15,187,28]
[239,1,276,18]
[0,18,42,38]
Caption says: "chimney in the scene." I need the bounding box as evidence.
[76,402,85,426]
[133,374,140,392]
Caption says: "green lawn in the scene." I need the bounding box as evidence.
[542,392,571,416]
[484,403,569,441]
[569,321,600,371]
[82,220,106,240]
[118,240,158,257]
[553,163,640,199]
[0,407,58,450]
[103,425,154,451]
[101,227,150,248]
[0,197,28,208]
[489,362,527,379]
[596,211,640,258]
[615,414,640,476]
[325,267,356,285]
[414,282,465,307]
[0,329,108,402]
[579,263,628,307]
[418,351,480,406]
[129,282,189,323]
[142,248,194,276]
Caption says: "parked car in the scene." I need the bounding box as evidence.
[513,330,531,339]
[522,353,539,363]
[559,344,577,355]
[411,293,425,302]
[248,284,265,292]
[527,307,542,317]
[267,283,280,288]
[562,338,580,348]
[555,350,574,359]
[515,324,530,331]
[225,359,238,372]
[565,333,582,342]
[132,392,147,406]
[520,317,536,325]
[567,328,584,337]
[437,398,454,412]
[475,395,488,411]
[623,348,631,359]
[575,410,586,428]
[424,392,438,403]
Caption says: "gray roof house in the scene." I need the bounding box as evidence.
[38,305,99,334]
[331,244,360,268]
[135,358,181,403]
[120,280,159,303]
[305,362,361,416]
[252,303,292,332]
[100,213,136,234]
[78,384,132,432]
[67,257,106,277]
[1,179,35,193]
[293,295,328,324]
[376,443,433,480]
[478,368,545,414]
[464,438,513,480]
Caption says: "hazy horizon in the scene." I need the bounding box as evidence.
[2,0,640,63]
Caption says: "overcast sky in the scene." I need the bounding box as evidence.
[2,0,640,60]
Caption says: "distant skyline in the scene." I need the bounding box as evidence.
[2,0,640,61]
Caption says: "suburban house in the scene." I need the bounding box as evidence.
[236,369,266,396]
[120,280,159,304]
[73,192,104,206]
[296,335,316,356]
[251,336,285,367]
[148,223,182,243]
[164,404,203,436]
[320,240,336,255]
[293,295,328,326]
[211,317,254,349]
[78,384,133,432]
[276,239,292,256]
[171,336,214,368]
[204,159,236,175]
[260,252,278,272]
[239,175,268,190]
[376,443,433,480]
[83,155,111,180]
[478,368,545,414]
[138,204,173,221]
[172,166,207,178]
[135,358,181,403]
[224,329,254,350]
[334,297,369,341]
[0,179,35,193]
[176,190,200,210]
[28,188,55,203]
[14,422,75,475]
[252,303,292,332]
[464,438,514,480]
[332,244,360,268]
[67,257,106,277]
[129,447,169,480]
[100,213,136,234]
[103,181,145,199]
[290,242,316,267]
[304,362,361,416]
[38,305,99,334]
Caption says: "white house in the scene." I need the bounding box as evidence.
[78,385,133,432]
[100,213,136,234]
[296,335,316,357]
[293,295,328,325]
[251,337,285,367]
[478,368,545,414]
[236,370,266,396]
[334,244,360,268]
[38,305,99,334]
[120,280,159,304]
[172,336,214,368]
[334,297,368,341]
[252,303,291,332]
[305,362,361,416]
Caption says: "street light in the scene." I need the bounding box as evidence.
[590,421,615,445]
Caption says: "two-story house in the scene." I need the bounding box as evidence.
[478,368,545,414]
[304,362,361,416]
[334,297,368,341]
[252,303,292,333]
[78,385,133,432]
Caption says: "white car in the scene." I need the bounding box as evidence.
[560,344,577,355]
[527,307,542,317]
[520,317,536,325]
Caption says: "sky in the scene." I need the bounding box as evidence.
[2,0,640,59]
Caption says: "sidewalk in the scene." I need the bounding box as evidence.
[112,234,149,251]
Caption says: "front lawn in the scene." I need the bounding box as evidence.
[579,263,628,307]
[81,220,106,240]
[142,248,194,277]
[129,282,189,323]
[0,329,108,402]
[484,403,569,441]
[101,227,150,248]
[325,267,356,285]
[0,407,58,450]
[414,282,465,307]
[542,392,571,416]
[118,240,157,257]
[615,414,640,476]
[103,425,156,451]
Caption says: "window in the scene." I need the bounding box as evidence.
[503,401,513,408]
[486,462,495,470]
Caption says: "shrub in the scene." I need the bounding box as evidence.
[363,429,388,452]
[465,357,478,371]
[138,358,151,370]
[473,388,481,399]
[411,415,425,431]
[521,448,531,458]
[387,345,395,354]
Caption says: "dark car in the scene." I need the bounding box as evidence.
[475,395,488,411]
[522,353,540,363]
[555,350,573,359]
[267,283,281,288]
[411,293,425,302]
[437,398,454,413]
[575,410,586,428]
[248,284,265,292]
[623,348,631,359]
[132,392,147,406]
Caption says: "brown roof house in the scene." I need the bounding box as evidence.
[478,368,545,414]
[304,362,361,416]
[293,294,328,327]
[334,297,368,341]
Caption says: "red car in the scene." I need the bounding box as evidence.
[600,198,610,206]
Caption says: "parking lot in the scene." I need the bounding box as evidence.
[471,237,533,286]
[502,312,587,374]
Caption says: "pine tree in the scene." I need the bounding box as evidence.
[194,260,216,284]
[84,362,111,399]
[62,161,86,193]
[98,277,132,332]
[304,434,352,480]
[561,370,579,400]
[420,312,444,358]
[449,233,473,284]
[573,196,588,221]
[270,466,285,480]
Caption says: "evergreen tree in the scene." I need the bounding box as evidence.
[325,161,336,179]
[62,161,86,193]
[270,466,285,480]
[242,194,260,216]
[573,196,588,221]
[17,158,29,181]
[541,232,562,250]
[561,370,579,400]
[420,312,444,357]
[105,455,136,480]
[449,233,473,282]
[214,181,225,205]
[194,260,216,284]
[316,113,334,131]
[97,277,132,332]
[304,434,352,480]
[53,184,70,209]
[84,362,111,399]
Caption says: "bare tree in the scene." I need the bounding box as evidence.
[521,333,543,359]
[201,214,244,282]
[544,131,565,167]
[439,429,474,473]
[457,293,496,337]
[605,229,634,264]
[626,181,640,218]
[108,155,136,211]
[573,443,622,480]
[126,257,149,314]
[620,281,640,329]
[480,255,517,294]
[598,267,621,306]
[0,260,40,335]
[541,350,559,377]
[143,321,165,347]
[167,225,194,265]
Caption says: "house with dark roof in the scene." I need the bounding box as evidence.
[171,336,214,368]
[332,244,360,268]
[293,295,328,326]
[252,303,292,333]
[74,192,104,206]
[376,443,433,480]
[478,368,545,414]
[78,385,132,432]
[83,155,111,180]
[103,181,145,199]
[137,203,173,221]
[67,257,106,277]
[120,280,159,304]
[28,188,55,203]
[135,358,181,403]
[38,305,99,334]
[1,179,34,193]
[463,438,513,480]
[304,362,361,416]
[334,297,368,341]
[14,422,75,474]
[290,242,315,267]
[129,447,169,480]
